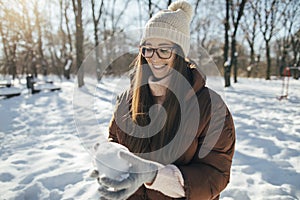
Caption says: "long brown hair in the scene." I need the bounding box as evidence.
[124,45,194,157]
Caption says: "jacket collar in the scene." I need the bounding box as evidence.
[185,62,206,100]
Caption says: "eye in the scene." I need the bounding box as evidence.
[141,46,155,58]
[142,47,153,53]
[145,47,154,53]
[159,48,172,54]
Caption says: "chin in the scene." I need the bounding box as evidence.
[153,73,168,79]
[151,69,171,79]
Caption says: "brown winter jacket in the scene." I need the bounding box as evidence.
[108,66,235,200]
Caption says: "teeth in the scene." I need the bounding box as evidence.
[153,65,166,69]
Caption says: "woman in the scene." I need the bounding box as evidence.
[96,1,235,199]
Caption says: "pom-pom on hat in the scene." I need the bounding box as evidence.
[140,0,194,57]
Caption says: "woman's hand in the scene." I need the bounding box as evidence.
[97,151,163,200]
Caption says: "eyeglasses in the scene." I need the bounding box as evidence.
[140,46,174,59]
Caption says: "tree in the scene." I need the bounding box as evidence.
[282,0,300,78]
[241,0,259,77]
[58,0,73,56]
[223,0,230,87]
[0,0,23,79]
[148,0,153,18]
[254,0,282,80]
[223,0,247,87]
[107,0,131,35]
[72,0,84,87]
[291,29,300,75]
[91,0,104,80]
[230,0,247,84]
[63,0,73,54]
[191,0,216,51]
[33,0,48,76]
[59,0,74,79]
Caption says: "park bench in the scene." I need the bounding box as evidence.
[0,80,12,88]
[0,80,21,98]
[26,75,61,94]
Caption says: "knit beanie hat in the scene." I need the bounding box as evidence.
[140,0,194,57]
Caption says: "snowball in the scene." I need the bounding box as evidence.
[94,142,131,181]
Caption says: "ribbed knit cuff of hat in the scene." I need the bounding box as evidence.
[141,26,190,57]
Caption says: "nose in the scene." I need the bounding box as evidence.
[150,50,160,61]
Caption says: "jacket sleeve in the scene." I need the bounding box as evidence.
[108,117,119,143]
[178,88,235,200]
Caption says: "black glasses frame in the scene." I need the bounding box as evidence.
[140,46,175,59]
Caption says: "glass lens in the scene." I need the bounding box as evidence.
[141,47,154,58]
[157,47,172,58]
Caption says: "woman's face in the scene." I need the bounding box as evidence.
[142,38,176,79]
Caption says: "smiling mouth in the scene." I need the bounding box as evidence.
[152,64,167,70]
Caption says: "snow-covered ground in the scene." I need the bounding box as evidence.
[0,75,299,200]
[223,78,300,200]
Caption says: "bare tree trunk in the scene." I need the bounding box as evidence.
[232,38,238,83]
[72,0,85,87]
[0,5,20,79]
[282,0,299,79]
[91,0,104,80]
[34,0,46,76]
[255,0,283,80]
[224,0,247,87]
[0,21,9,74]
[64,1,73,53]
[291,31,300,79]
[59,0,67,55]
[9,41,17,79]
[265,42,271,80]
[50,49,63,78]
[148,0,153,18]
[224,0,230,87]
[20,0,36,76]
[242,0,258,78]
[231,0,247,83]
